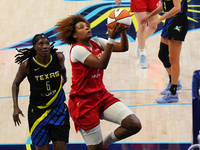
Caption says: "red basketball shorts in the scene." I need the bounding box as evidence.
[130,0,161,12]
[68,89,120,132]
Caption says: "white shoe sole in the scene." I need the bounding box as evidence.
[139,64,148,69]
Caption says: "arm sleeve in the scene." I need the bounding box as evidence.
[70,45,92,63]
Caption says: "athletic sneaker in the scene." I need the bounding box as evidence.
[156,91,179,103]
[135,38,147,57]
[139,54,148,68]
[160,80,182,95]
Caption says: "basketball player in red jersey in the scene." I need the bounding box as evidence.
[55,14,141,150]
[115,0,160,68]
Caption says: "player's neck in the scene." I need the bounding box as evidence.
[35,55,51,65]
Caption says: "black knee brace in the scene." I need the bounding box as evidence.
[158,42,171,68]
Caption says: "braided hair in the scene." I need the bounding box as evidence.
[14,34,58,66]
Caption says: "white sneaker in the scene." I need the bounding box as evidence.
[139,54,148,68]
[135,38,147,57]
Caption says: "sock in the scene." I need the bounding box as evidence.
[136,37,138,45]
[170,84,177,95]
[169,75,171,83]
[102,132,119,148]
[139,49,146,56]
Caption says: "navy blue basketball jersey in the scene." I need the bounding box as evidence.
[27,52,66,109]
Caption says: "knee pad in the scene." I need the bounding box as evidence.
[158,42,171,68]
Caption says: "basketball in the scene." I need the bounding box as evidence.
[107,8,132,29]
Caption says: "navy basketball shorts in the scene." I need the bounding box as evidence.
[161,14,188,41]
[28,102,70,146]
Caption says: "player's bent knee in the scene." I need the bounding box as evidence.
[158,42,171,68]
[130,114,142,133]
[122,114,142,134]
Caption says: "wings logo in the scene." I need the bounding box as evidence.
[174,25,182,32]
[1,1,200,51]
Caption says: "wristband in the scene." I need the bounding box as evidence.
[107,38,114,44]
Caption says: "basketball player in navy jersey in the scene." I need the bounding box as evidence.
[141,0,188,103]
[54,14,141,150]
[12,34,70,150]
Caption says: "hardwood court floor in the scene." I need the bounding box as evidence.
[0,0,198,145]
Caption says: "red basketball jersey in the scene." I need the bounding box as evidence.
[69,40,105,97]
[69,40,120,132]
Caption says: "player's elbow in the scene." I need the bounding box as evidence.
[177,7,181,13]
[120,47,128,52]
[12,80,19,88]
[99,63,108,69]
[175,6,181,13]
[124,47,128,52]
[120,45,128,52]
[123,43,129,51]
[12,82,19,93]
[101,65,108,69]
